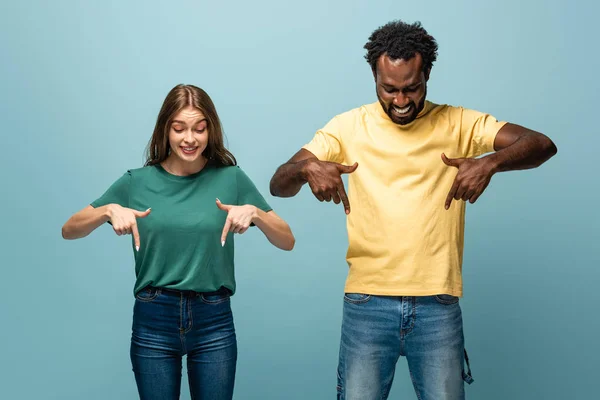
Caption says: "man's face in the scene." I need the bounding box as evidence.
[375,53,429,125]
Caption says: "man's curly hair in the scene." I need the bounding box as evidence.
[364,20,438,73]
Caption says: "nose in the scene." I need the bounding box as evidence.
[183,129,195,144]
[392,92,410,107]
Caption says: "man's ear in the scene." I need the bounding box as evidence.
[424,67,431,81]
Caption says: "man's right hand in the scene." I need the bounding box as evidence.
[303,159,358,214]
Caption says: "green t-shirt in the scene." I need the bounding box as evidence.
[91,164,272,296]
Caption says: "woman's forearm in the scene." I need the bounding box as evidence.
[62,204,111,240]
[252,209,295,251]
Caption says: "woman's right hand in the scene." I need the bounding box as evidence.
[107,204,151,251]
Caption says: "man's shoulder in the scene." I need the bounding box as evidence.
[330,102,380,123]
[424,101,487,116]
[424,100,451,114]
[420,101,473,122]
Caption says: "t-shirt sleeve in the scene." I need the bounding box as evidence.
[302,116,344,163]
[235,167,272,213]
[459,108,507,158]
[90,171,131,208]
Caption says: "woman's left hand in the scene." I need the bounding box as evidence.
[216,198,258,246]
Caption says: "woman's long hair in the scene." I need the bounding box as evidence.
[145,84,236,167]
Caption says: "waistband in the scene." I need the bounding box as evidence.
[148,286,232,298]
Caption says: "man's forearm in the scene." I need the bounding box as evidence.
[485,132,557,174]
[269,160,309,197]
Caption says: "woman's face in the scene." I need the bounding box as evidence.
[168,106,209,165]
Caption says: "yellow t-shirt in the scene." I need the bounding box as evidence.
[303,101,506,297]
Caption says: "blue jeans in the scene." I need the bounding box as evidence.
[337,294,473,400]
[130,286,237,400]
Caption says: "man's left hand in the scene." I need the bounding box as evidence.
[441,153,496,210]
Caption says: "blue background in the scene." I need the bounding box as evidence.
[1,0,597,399]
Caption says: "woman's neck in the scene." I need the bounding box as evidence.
[161,155,208,176]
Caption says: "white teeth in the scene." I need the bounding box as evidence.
[393,105,411,114]
[183,147,196,151]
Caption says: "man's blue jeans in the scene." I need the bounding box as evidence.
[337,294,473,400]
[130,286,237,400]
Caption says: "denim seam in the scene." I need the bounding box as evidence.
[409,368,424,400]
[179,293,184,330]
[336,345,344,399]
[401,297,416,337]
[179,293,187,352]
[382,376,394,400]
[409,297,416,333]
[184,297,193,334]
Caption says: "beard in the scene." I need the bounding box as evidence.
[377,87,427,126]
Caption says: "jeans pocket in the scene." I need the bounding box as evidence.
[135,286,161,302]
[434,294,459,305]
[201,287,232,304]
[343,293,372,304]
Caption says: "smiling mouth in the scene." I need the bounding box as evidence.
[391,104,412,116]
[181,146,198,155]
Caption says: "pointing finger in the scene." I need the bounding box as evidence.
[339,162,359,174]
[338,183,351,214]
[216,198,232,211]
[221,218,232,246]
[132,223,141,251]
[441,153,459,168]
[133,208,152,218]
[445,178,459,210]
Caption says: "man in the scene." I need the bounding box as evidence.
[269,20,557,400]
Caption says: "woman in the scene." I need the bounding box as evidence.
[62,84,295,400]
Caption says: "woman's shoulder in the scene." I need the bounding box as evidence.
[208,164,240,176]
[116,165,168,183]
[206,164,254,188]
[127,165,157,177]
